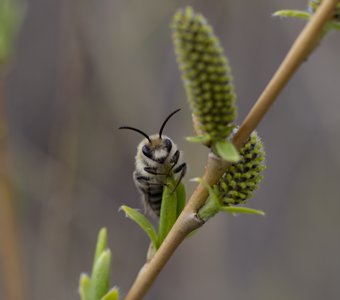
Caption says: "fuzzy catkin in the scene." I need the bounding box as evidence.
[217,131,265,205]
[172,7,236,141]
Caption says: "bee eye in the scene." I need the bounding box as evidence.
[165,138,172,152]
[142,145,152,158]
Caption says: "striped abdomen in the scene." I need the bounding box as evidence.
[144,185,164,217]
[133,171,165,217]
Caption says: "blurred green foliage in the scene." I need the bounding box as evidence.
[0,0,21,65]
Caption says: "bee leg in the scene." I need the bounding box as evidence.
[135,175,151,182]
[144,167,167,175]
[148,182,168,187]
[171,162,187,194]
[165,150,180,176]
[173,163,186,175]
[170,150,180,166]
[136,176,168,187]
[170,150,180,164]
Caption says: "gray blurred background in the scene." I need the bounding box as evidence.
[1,0,340,299]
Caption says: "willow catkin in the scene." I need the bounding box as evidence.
[217,131,265,205]
[172,7,236,141]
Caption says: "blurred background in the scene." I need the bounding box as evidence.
[1,0,340,299]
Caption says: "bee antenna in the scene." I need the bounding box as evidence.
[159,108,181,138]
[119,126,151,143]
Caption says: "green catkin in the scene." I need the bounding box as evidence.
[172,7,236,141]
[308,0,340,22]
[217,131,265,205]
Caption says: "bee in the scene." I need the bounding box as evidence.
[119,109,186,217]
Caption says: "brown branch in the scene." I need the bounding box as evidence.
[124,0,339,299]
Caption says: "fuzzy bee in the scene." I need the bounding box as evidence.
[119,109,186,217]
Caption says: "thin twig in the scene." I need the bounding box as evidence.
[124,1,338,299]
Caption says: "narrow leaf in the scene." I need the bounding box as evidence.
[120,205,158,248]
[90,250,111,300]
[191,177,215,195]
[215,140,240,162]
[176,183,186,217]
[221,206,265,216]
[273,10,311,20]
[101,287,119,300]
[79,273,91,300]
[186,134,211,144]
[197,185,222,221]
[146,242,157,261]
[158,180,177,247]
[93,228,108,268]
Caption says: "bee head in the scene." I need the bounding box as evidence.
[139,135,173,163]
[119,109,180,164]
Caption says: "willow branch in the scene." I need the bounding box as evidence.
[124,1,338,299]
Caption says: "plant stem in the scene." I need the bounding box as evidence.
[124,1,338,299]
[232,0,337,150]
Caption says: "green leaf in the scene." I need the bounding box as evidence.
[190,177,215,194]
[79,273,91,300]
[93,228,108,269]
[186,134,211,144]
[273,9,340,33]
[176,183,186,217]
[192,177,221,221]
[120,205,158,249]
[146,242,157,261]
[158,180,178,247]
[90,250,111,300]
[101,287,119,300]
[273,10,311,20]
[197,188,222,221]
[215,140,240,162]
[221,206,265,216]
